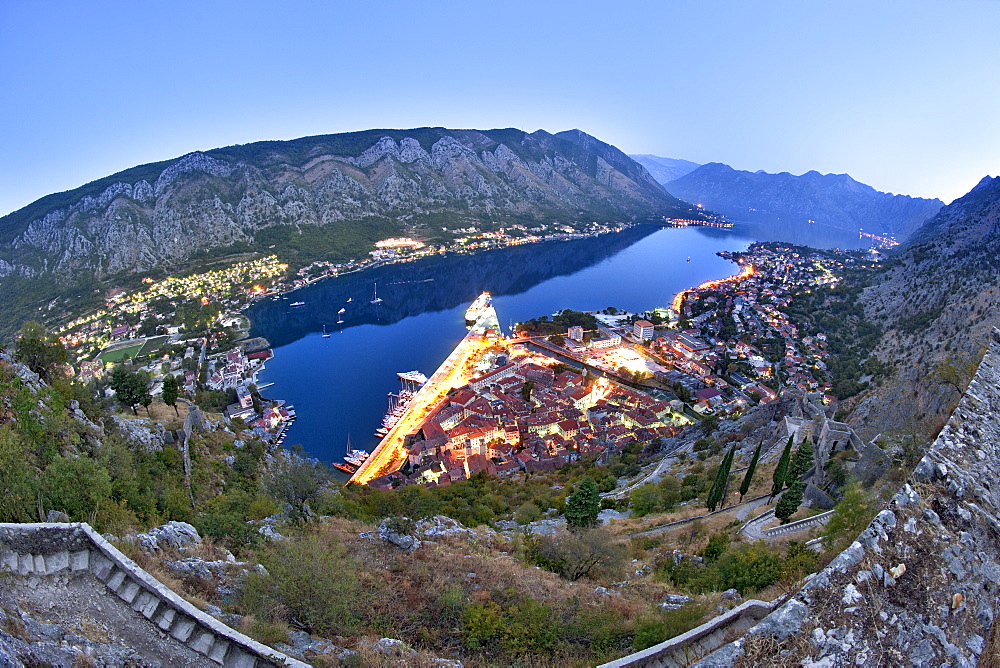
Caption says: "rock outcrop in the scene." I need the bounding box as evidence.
[0,128,692,284]
[692,329,1000,666]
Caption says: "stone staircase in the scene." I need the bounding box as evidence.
[0,522,307,668]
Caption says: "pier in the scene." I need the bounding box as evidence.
[348,303,500,484]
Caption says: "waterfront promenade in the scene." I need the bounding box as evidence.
[348,306,499,484]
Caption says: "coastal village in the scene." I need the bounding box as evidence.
[47,221,633,446]
[42,222,869,481]
[356,241,869,488]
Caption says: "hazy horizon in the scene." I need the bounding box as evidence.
[2,1,998,217]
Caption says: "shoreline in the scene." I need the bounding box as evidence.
[239,224,643,469]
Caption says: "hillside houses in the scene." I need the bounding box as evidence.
[382,353,688,489]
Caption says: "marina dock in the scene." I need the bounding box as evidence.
[348,301,500,484]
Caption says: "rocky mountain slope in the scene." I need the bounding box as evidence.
[848,175,1000,439]
[628,154,701,185]
[666,162,943,240]
[0,128,693,283]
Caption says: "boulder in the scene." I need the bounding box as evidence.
[378,519,422,552]
[371,638,415,658]
[134,521,201,551]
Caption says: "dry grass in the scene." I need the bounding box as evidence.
[75,617,110,643]
[981,616,1000,668]
[733,631,814,667]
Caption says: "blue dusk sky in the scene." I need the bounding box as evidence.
[1,0,998,217]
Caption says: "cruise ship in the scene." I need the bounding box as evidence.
[465,292,492,324]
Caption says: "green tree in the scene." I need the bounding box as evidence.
[40,455,113,521]
[0,426,36,522]
[109,366,148,415]
[266,452,322,520]
[564,478,601,530]
[770,436,794,501]
[161,373,179,415]
[706,445,735,511]
[789,438,815,480]
[820,481,875,551]
[140,390,154,416]
[775,478,805,523]
[739,439,763,502]
[699,413,719,435]
[14,320,68,382]
[524,528,625,581]
[630,483,661,517]
[520,380,535,403]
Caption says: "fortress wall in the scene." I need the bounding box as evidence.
[692,328,1000,666]
[0,522,307,668]
[605,329,1000,667]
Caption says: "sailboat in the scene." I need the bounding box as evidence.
[337,307,345,324]
[347,297,353,303]
[370,282,383,304]
[322,324,331,338]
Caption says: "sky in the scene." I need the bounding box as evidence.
[2,0,999,217]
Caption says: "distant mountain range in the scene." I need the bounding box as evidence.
[628,155,701,185]
[664,162,944,240]
[0,128,695,283]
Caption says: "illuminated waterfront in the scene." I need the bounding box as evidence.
[248,222,864,468]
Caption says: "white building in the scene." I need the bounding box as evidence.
[633,320,655,342]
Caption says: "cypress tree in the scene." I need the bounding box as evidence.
[717,445,736,508]
[706,445,736,511]
[790,437,815,480]
[775,478,805,523]
[770,436,794,501]
[162,374,179,416]
[739,439,763,502]
[565,478,601,530]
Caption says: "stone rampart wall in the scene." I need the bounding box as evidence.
[692,328,1000,666]
[597,599,777,668]
[0,522,307,668]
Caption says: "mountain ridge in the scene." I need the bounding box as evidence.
[0,127,693,283]
[627,154,701,186]
[665,161,943,240]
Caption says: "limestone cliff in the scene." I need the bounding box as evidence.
[0,128,692,281]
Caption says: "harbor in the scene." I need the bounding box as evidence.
[349,298,501,484]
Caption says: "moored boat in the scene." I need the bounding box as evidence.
[345,449,371,467]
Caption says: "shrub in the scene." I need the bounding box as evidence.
[238,530,368,635]
[523,528,626,581]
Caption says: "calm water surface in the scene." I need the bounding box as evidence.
[247,222,860,465]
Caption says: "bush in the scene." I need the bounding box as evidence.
[633,602,709,650]
[523,528,626,581]
[238,530,368,635]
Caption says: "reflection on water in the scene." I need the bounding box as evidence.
[247,220,863,465]
[248,226,657,348]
